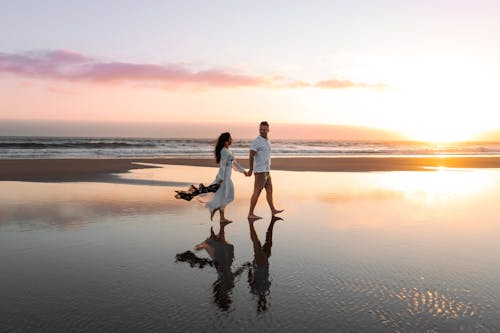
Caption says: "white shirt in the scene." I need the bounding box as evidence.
[250,136,271,173]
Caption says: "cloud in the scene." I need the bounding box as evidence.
[0,49,386,90]
[0,50,91,78]
[315,79,387,90]
[0,50,269,88]
[284,79,387,90]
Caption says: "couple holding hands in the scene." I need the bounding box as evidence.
[177,121,283,222]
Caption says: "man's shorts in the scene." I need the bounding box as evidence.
[254,172,272,190]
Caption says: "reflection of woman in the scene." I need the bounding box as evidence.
[247,216,282,312]
[175,221,249,311]
[207,132,247,223]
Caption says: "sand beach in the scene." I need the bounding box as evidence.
[1,159,499,331]
[2,156,500,181]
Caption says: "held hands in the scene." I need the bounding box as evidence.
[244,169,253,177]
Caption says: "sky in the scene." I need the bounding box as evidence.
[1,0,500,141]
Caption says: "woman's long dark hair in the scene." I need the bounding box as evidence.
[215,132,231,164]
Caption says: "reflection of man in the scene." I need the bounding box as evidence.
[246,121,284,219]
[247,215,282,312]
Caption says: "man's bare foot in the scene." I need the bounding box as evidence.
[220,218,233,224]
[271,216,283,222]
[271,209,284,216]
[247,214,262,220]
[210,208,219,221]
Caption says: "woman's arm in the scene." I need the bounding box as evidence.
[233,158,246,174]
[214,148,228,183]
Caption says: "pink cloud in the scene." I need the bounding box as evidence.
[0,50,269,88]
[0,49,385,90]
[282,79,387,90]
[0,50,92,78]
[315,79,387,90]
[73,62,266,87]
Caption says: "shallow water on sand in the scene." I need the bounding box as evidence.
[1,165,499,332]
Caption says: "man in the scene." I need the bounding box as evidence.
[245,121,284,219]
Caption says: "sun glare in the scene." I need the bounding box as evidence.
[373,169,492,206]
[376,52,499,144]
[407,127,479,143]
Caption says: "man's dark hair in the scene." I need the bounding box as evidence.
[260,121,269,127]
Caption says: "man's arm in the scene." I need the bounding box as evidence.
[246,150,256,176]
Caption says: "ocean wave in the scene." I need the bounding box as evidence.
[0,141,157,149]
[1,137,499,159]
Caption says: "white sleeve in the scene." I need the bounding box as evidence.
[215,149,228,182]
[232,158,245,173]
[250,138,259,152]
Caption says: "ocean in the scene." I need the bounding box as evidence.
[1,136,500,159]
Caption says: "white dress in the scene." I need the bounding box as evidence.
[206,147,245,213]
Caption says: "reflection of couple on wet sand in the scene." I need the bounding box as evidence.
[175,121,283,222]
[175,216,282,312]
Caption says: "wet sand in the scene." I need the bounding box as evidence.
[1,164,500,332]
[2,156,500,181]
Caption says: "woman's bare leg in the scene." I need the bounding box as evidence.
[220,208,232,223]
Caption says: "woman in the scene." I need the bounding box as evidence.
[208,132,246,223]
